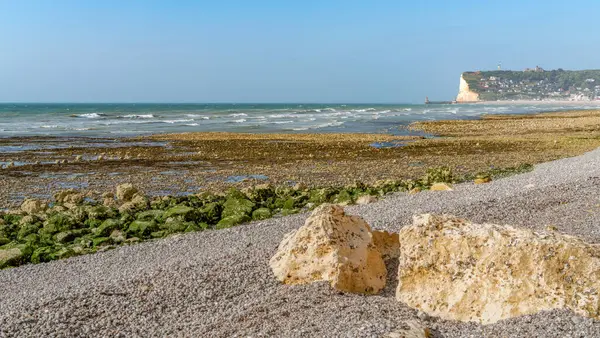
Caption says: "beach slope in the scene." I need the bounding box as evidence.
[2,145,600,337]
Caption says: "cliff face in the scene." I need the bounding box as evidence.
[456,74,480,103]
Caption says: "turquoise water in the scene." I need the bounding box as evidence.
[0,103,598,137]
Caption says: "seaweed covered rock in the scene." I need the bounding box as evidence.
[94,219,121,237]
[252,208,272,221]
[199,202,221,224]
[308,188,335,204]
[163,205,195,220]
[20,199,47,215]
[217,192,255,228]
[243,184,275,202]
[333,189,353,205]
[136,209,165,222]
[42,214,76,234]
[270,204,386,294]
[396,214,600,324]
[127,220,158,237]
[0,247,24,268]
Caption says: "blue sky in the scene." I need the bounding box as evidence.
[1,0,599,103]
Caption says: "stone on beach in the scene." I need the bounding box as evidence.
[474,176,492,184]
[269,204,386,294]
[116,183,139,202]
[53,189,84,205]
[383,320,432,338]
[20,198,47,215]
[356,195,378,205]
[118,193,149,213]
[0,248,23,269]
[429,183,453,191]
[396,214,600,324]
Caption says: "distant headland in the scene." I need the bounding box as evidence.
[456,67,600,103]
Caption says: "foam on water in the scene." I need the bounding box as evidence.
[1,102,599,137]
[123,114,155,119]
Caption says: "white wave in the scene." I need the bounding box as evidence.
[234,119,247,123]
[273,121,294,124]
[403,108,412,111]
[310,121,344,129]
[163,119,194,124]
[185,123,199,126]
[123,114,155,119]
[230,113,248,117]
[75,113,104,118]
[323,111,352,117]
[291,127,309,131]
[100,120,159,125]
[40,125,59,128]
[269,114,298,118]
[186,114,210,119]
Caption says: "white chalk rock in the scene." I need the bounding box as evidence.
[20,198,47,215]
[396,214,600,324]
[270,204,386,294]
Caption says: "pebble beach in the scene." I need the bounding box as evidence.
[2,143,600,337]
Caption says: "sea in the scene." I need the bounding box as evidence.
[0,102,599,138]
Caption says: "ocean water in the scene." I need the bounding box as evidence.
[0,103,598,137]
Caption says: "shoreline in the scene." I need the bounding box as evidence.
[1,109,600,209]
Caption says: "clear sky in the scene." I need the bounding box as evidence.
[1,0,599,103]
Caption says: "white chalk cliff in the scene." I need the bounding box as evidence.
[456,74,480,102]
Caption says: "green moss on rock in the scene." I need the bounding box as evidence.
[18,223,41,241]
[199,202,222,224]
[216,214,250,229]
[43,214,76,234]
[252,208,272,221]
[94,219,122,237]
[136,209,165,222]
[127,220,158,237]
[221,197,255,219]
[0,247,24,268]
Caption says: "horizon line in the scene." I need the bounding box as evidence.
[0,101,421,105]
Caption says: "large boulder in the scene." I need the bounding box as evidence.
[270,204,386,294]
[396,214,600,324]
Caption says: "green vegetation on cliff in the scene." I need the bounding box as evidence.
[462,69,600,101]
